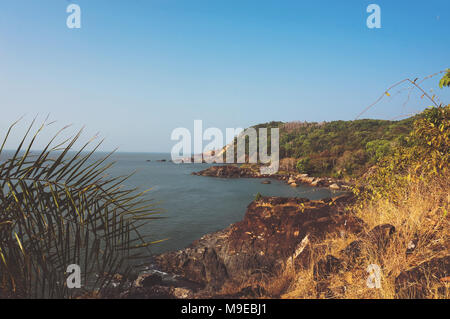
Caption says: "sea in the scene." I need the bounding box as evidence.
[1,150,340,255]
[100,152,340,255]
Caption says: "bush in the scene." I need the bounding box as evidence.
[366,139,392,164]
[357,105,449,202]
[296,158,312,174]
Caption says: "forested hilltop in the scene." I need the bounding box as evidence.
[250,116,415,178]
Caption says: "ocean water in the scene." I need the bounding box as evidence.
[1,151,340,255]
[100,153,340,255]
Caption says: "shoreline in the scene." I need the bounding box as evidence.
[104,171,448,299]
[191,164,353,191]
[117,193,360,298]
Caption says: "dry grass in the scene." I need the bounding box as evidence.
[279,174,449,299]
[211,175,448,299]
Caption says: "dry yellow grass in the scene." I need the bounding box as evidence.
[211,175,448,299]
[280,174,449,299]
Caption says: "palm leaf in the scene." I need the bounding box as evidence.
[0,119,158,298]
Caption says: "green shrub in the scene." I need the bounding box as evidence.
[366,139,392,164]
[296,158,312,174]
[357,104,449,202]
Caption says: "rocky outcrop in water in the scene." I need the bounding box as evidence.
[192,165,254,178]
[192,165,351,190]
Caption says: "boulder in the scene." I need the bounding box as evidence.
[340,240,364,266]
[329,183,340,190]
[172,287,194,299]
[302,177,315,183]
[314,255,344,280]
[395,256,450,298]
[310,179,320,186]
[192,165,255,178]
[366,224,396,251]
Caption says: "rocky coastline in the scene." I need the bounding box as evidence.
[151,194,361,295]
[192,165,351,191]
[111,190,448,299]
[116,194,359,298]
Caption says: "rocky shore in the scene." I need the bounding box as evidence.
[116,194,358,298]
[151,194,361,295]
[191,165,351,191]
[113,192,448,299]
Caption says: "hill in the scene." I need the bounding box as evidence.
[248,116,416,178]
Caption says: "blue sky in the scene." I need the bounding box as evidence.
[0,0,449,152]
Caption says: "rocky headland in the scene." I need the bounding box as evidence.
[192,165,351,190]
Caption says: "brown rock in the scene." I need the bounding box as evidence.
[192,165,256,178]
[314,255,344,280]
[366,224,396,251]
[329,183,340,190]
[172,287,193,299]
[154,194,363,290]
[395,256,450,298]
[340,240,364,266]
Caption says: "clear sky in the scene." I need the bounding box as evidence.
[0,0,449,152]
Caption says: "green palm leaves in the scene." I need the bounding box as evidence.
[0,119,159,298]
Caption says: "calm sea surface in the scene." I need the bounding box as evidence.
[2,151,340,255]
[101,153,339,255]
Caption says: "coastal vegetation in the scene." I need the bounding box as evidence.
[281,103,449,299]
[226,71,450,180]
[0,122,158,298]
[270,72,450,299]
[249,116,415,178]
[224,110,418,180]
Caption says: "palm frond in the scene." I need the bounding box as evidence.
[0,119,158,298]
